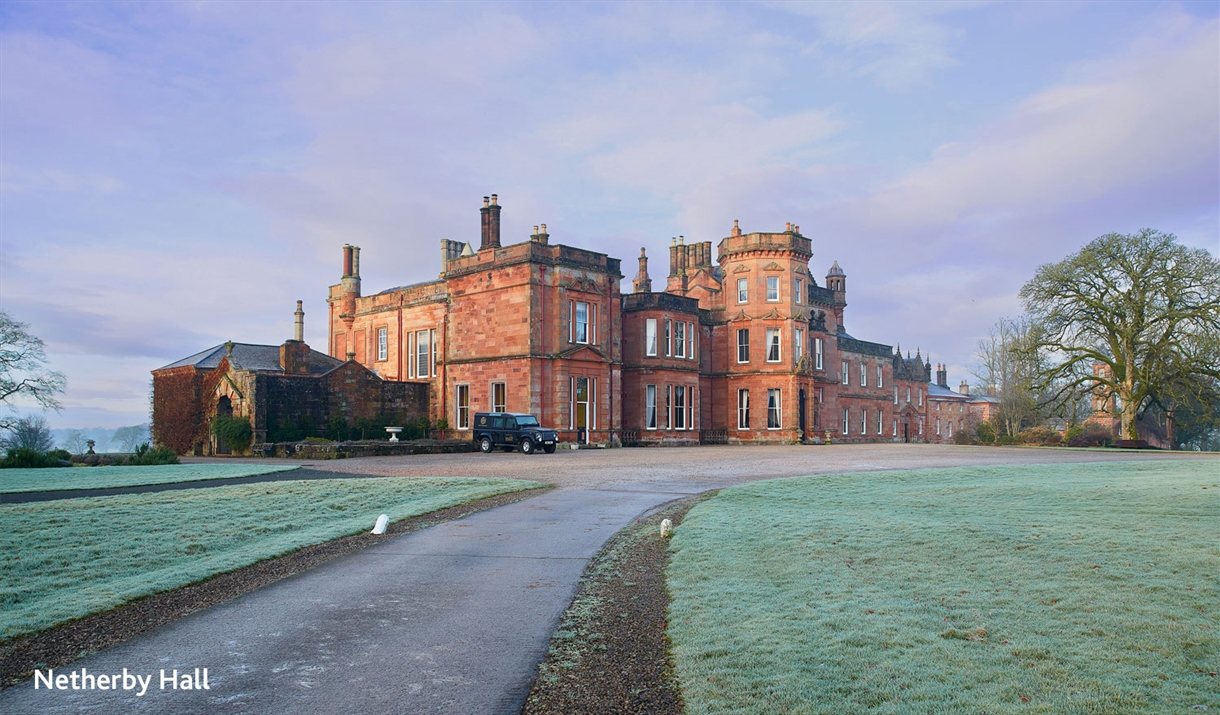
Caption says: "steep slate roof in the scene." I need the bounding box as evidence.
[157,343,344,374]
[928,383,970,400]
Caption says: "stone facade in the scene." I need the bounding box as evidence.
[152,338,427,455]
[329,197,947,445]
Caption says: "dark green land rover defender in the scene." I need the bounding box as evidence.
[472,412,558,454]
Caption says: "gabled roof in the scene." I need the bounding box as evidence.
[157,342,343,374]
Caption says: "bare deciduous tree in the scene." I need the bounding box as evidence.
[0,311,66,431]
[972,316,1044,437]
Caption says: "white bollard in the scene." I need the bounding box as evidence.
[371,514,389,535]
[659,518,673,538]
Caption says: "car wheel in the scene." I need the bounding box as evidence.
[520,438,534,454]
[543,443,556,454]
[479,436,493,454]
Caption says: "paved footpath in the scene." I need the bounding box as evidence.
[1,445,1211,714]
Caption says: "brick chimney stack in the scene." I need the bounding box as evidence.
[489,194,502,248]
[633,247,652,293]
[339,245,361,330]
[958,380,970,396]
[480,197,490,249]
[479,194,503,250]
[530,223,550,244]
[937,363,948,388]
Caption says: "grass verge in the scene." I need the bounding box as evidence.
[524,494,710,715]
[0,463,302,494]
[0,477,544,641]
[0,485,549,688]
[667,460,1219,714]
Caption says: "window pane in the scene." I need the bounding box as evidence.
[646,385,657,429]
[737,278,748,303]
[766,328,780,362]
[416,330,429,377]
[737,329,749,363]
[738,389,749,429]
[646,319,657,356]
[766,276,779,301]
[767,388,780,428]
[675,322,686,358]
[457,385,470,429]
[815,338,823,370]
[674,386,686,429]
[575,302,589,343]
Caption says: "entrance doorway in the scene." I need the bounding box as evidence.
[215,396,233,455]
[902,420,910,443]
[575,377,590,444]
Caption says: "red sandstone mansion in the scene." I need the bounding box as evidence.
[327,195,949,446]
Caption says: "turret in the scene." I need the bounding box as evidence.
[826,260,846,295]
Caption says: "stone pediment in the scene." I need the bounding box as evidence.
[763,261,784,271]
[761,307,784,320]
[558,344,607,362]
[732,264,751,273]
[563,276,600,293]
[729,309,752,322]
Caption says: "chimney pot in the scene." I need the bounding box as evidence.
[483,196,490,207]
[490,193,498,206]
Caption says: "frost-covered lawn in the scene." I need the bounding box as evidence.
[0,463,303,494]
[0,477,543,639]
[667,460,1219,714]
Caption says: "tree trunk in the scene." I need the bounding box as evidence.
[1120,371,1139,440]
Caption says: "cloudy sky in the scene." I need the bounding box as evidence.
[1,1,1217,428]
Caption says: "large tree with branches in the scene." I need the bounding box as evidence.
[1020,229,1220,442]
[0,310,66,431]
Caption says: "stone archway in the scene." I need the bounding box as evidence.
[215,396,233,454]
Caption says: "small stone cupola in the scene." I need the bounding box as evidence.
[826,260,846,293]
